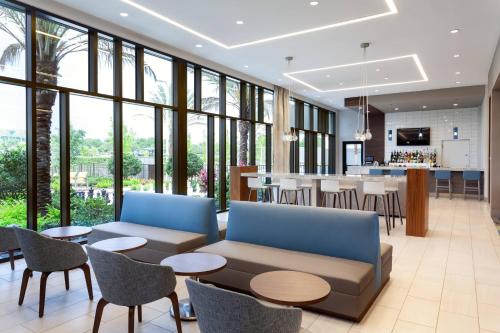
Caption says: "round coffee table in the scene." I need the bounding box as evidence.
[250,270,331,306]
[41,226,92,240]
[161,253,227,321]
[90,237,148,253]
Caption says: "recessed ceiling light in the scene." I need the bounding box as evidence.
[375,89,379,92]
[422,105,427,109]
[278,78,283,81]
[236,20,244,25]
[453,54,460,58]
[375,68,381,72]
[243,65,249,68]
[120,12,129,17]
[450,29,460,34]
[310,1,319,6]
[453,103,459,107]
[384,77,389,80]
[456,81,461,84]
[195,44,203,48]
[316,95,321,98]
[339,82,344,86]
[326,74,331,78]
[394,107,399,111]
[455,71,461,75]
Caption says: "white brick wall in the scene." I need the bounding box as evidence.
[385,107,481,168]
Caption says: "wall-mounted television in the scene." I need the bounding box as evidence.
[397,127,431,146]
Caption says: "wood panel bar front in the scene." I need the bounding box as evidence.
[406,169,429,237]
[230,166,258,201]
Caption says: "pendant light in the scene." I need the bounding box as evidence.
[354,42,372,141]
[283,56,298,142]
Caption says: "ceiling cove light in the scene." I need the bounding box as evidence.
[120,0,398,49]
[283,54,428,93]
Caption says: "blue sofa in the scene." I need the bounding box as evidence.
[88,192,219,263]
[196,201,392,321]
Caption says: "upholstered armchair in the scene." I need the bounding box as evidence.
[86,246,182,333]
[0,226,20,270]
[186,279,302,333]
[13,227,93,317]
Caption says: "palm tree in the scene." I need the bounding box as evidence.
[0,8,117,215]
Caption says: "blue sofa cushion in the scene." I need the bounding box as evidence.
[120,192,219,244]
[227,202,382,288]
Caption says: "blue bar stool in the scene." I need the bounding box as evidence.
[369,169,384,176]
[389,169,406,177]
[463,170,481,201]
[435,170,452,199]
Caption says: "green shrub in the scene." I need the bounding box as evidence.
[123,178,141,187]
[107,153,142,178]
[0,198,27,227]
[71,196,114,227]
[95,178,113,189]
[0,146,27,199]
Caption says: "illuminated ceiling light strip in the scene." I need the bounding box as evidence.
[121,0,398,49]
[121,0,227,48]
[284,54,428,93]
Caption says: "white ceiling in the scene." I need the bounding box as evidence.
[49,0,500,110]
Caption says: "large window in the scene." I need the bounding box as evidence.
[163,109,174,193]
[202,69,219,114]
[187,113,207,197]
[144,50,172,105]
[122,43,136,99]
[187,65,195,109]
[0,83,26,228]
[226,77,240,117]
[36,16,88,90]
[70,95,114,226]
[123,103,155,193]
[98,35,114,95]
[0,3,25,79]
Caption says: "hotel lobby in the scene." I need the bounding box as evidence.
[0,0,500,332]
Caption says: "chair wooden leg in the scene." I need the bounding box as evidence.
[8,250,15,271]
[64,270,70,290]
[392,192,396,228]
[362,195,367,210]
[167,292,183,333]
[382,195,390,236]
[354,189,360,210]
[128,306,135,333]
[321,192,325,207]
[18,268,32,305]
[79,263,94,300]
[279,190,284,204]
[333,193,337,208]
[435,179,439,198]
[39,272,51,317]
[92,298,108,333]
[349,191,352,209]
[449,179,452,199]
[396,191,403,225]
[137,305,142,322]
[247,189,253,201]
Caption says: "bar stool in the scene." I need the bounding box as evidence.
[279,178,305,205]
[369,169,384,176]
[362,181,391,235]
[320,180,346,208]
[389,169,406,177]
[264,178,280,203]
[340,179,360,210]
[385,178,403,228]
[463,170,481,200]
[247,177,270,202]
[435,170,452,199]
[298,179,312,206]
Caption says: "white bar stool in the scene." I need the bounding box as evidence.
[385,178,403,228]
[279,178,305,205]
[340,179,360,210]
[247,177,270,202]
[264,178,280,203]
[362,181,391,235]
[320,180,346,208]
[298,179,312,206]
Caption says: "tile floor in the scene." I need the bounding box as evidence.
[1,197,499,333]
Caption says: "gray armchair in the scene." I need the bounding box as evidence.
[186,279,302,333]
[86,246,182,333]
[0,226,20,270]
[13,227,93,317]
